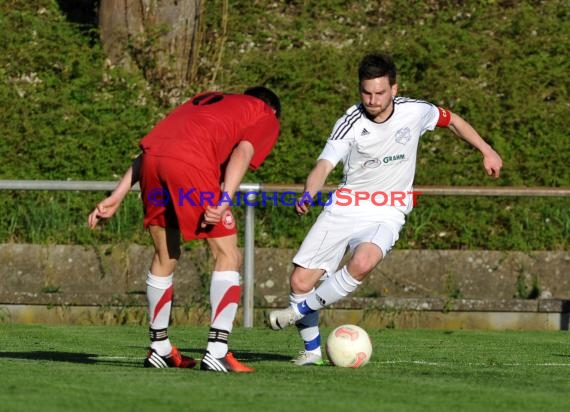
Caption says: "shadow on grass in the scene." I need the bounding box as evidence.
[0,349,292,366]
[178,347,292,363]
[0,351,138,367]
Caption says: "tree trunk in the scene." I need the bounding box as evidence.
[98,0,203,103]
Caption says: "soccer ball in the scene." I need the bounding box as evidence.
[325,324,373,368]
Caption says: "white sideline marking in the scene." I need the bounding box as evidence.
[94,356,137,361]
[4,356,569,367]
[95,356,206,362]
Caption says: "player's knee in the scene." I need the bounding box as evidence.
[347,256,380,281]
[348,244,383,280]
[289,272,314,294]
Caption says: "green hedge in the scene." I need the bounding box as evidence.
[0,0,568,250]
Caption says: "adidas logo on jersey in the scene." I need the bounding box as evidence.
[361,128,370,136]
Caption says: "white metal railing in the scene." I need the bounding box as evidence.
[2,180,570,196]
[1,180,569,327]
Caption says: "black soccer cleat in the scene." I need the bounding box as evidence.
[200,351,254,373]
[143,346,196,368]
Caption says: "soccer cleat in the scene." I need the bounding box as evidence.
[268,306,304,330]
[143,346,197,368]
[200,351,255,373]
[291,351,324,366]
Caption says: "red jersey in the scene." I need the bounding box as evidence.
[139,92,280,174]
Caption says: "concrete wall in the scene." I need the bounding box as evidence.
[0,244,568,329]
[1,244,569,306]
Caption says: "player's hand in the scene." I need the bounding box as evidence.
[201,204,229,228]
[88,197,121,229]
[483,149,503,178]
[295,198,312,215]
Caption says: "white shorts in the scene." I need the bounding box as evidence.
[293,206,406,276]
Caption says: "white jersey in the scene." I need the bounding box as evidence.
[318,97,441,215]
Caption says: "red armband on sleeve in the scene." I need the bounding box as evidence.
[436,107,452,127]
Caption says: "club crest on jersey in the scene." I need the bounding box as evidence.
[222,210,235,229]
[395,127,412,145]
[362,158,382,169]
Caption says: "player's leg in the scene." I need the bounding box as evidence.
[302,242,382,310]
[143,225,196,368]
[159,160,251,372]
[269,209,349,333]
[139,155,195,368]
[199,233,254,373]
[299,217,402,314]
[274,244,381,326]
[270,217,402,331]
[269,266,322,330]
[289,281,323,365]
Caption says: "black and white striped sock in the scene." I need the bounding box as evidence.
[149,327,171,356]
[206,327,229,358]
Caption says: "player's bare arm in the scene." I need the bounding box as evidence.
[88,155,142,229]
[447,111,503,178]
[296,159,335,215]
[203,140,255,225]
[88,166,133,228]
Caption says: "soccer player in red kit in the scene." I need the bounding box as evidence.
[88,86,280,372]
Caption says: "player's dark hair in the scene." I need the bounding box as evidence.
[358,53,397,86]
[244,86,281,119]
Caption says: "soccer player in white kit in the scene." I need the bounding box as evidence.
[268,53,503,366]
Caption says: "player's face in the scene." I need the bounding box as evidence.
[359,77,397,122]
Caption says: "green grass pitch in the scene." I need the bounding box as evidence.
[0,324,567,412]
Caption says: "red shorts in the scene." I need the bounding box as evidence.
[139,155,237,241]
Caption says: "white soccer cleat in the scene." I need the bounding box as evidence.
[268,306,303,330]
[291,351,324,366]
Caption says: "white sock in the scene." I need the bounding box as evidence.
[305,266,361,310]
[207,271,240,357]
[291,290,321,356]
[146,272,174,356]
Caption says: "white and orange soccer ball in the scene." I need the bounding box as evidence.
[325,324,373,368]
